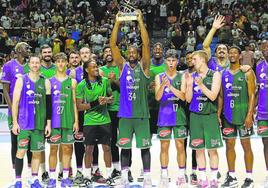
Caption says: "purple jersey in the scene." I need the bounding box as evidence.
[256,60,268,120]
[1,59,29,117]
[18,75,46,130]
[208,57,229,71]
[66,67,83,83]
[157,72,186,126]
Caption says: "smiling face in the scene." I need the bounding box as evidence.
[127,46,138,64]
[103,47,113,63]
[55,58,67,73]
[69,53,80,68]
[29,56,41,73]
[41,47,52,63]
[86,61,99,78]
[228,48,241,64]
[153,44,163,60]
[215,44,228,59]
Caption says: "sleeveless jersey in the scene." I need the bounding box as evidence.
[148,58,166,110]
[256,60,268,120]
[157,72,186,126]
[118,62,150,118]
[1,59,29,118]
[40,64,56,79]
[208,57,229,71]
[99,65,120,111]
[18,75,46,130]
[189,69,217,114]
[76,77,111,125]
[222,69,248,125]
[67,66,83,84]
[50,77,74,129]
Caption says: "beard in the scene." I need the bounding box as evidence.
[129,59,138,65]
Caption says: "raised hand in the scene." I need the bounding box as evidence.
[212,15,225,30]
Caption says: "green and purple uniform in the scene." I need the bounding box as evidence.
[40,64,56,79]
[48,77,75,144]
[17,75,46,151]
[157,72,187,140]
[67,66,84,84]
[117,62,151,149]
[208,57,230,72]
[221,68,253,138]
[1,59,29,129]
[189,70,223,149]
[256,60,268,136]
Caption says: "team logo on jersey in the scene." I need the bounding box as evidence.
[26,90,35,96]
[260,83,266,89]
[26,84,30,89]
[258,126,268,134]
[191,138,204,147]
[67,134,74,142]
[225,83,232,89]
[142,139,150,147]
[238,77,244,81]
[50,134,61,143]
[159,129,171,137]
[65,86,71,90]
[164,87,170,93]
[53,90,61,96]
[193,86,201,92]
[19,139,29,147]
[37,141,45,150]
[75,132,84,140]
[223,128,235,135]
[260,73,267,79]
[191,139,203,147]
[119,138,130,145]
[177,129,186,137]
[210,139,221,147]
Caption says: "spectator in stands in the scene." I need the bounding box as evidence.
[170,27,185,59]
[90,27,104,55]
[1,10,12,29]
[51,11,63,25]
[241,42,255,68]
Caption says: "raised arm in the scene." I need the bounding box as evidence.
[203,15,225,58]
[110,12,124,72]
[197,71,222,101]
[244,70,256,129]
[137,10,150,77]
[11,77,23,135]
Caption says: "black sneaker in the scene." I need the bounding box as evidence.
[111,169,121,180]
[241,178,254,188]
[190,173,198,185]
[41,171,49,184]
[79,177,93,188]
[58,172,63,181]
[106,176,116,186]
[128,170,134,182]
[73,170,84,185]
[91,168,106,184]
[221,173,238,188]
[185,174,188,183]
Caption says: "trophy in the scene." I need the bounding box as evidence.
[118,0,138,21]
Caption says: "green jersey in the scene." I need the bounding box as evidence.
[99,65,120,111]
[76,77,111,125]
[40,64,56,78]
[148,59,166,110]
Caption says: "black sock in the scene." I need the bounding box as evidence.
[11,131,17,167]
[92,143,99,167]
[121,149,131,169]
[15,157,23,178]
[141,148,151,170]
[74,142,85,168]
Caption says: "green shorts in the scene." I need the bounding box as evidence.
[157,125,187,140]
[189,113,223,150]
[222,118,254,139]
[257,120,268,137]
[117,118,152,149]
[47,128,74,145]
[18,130,45,152]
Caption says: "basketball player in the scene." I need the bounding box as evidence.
[99,45,121,179]
[186,50,223,187]
[219,46,256,188]
[155,49,187,187]
[1,42,32,179]
[257,40,268,187]
[11,55,51,188]
[110,10,152,187]
[76,60,115,187]
[47,53,79,188]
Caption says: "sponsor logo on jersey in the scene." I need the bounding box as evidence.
[50,134,61,143]
[260,73,267,79]
[19,139,29,147]
[75,132,84,140]
[223,128,235,135]
[258,126,268,134]
[119,138,130,145]
[26,90,35,96]
[238,77,244,81]
[159,129,171,137]
[191,139,204,147]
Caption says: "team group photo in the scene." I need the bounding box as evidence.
[0,0,268,188]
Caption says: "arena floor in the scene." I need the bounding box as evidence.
[0,134,267,188]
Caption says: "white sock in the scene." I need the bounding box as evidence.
[179,167,185,177]
[211,168,218,180]
[122,169,128,179]
[192,168,197,174]
[77,167,83,173]
[229,171,236,178]
[199,168,207,181]
[113,162,120,171]
[84,168,91,179]
[92,165,98,172]
[32,174,38,181]
[49,170,56,180]
[161,168,168,177]
[63,168,69,179]
[246,172,253,179]
[106,167,112,178]
[40,163,46,174]
[144,170,151,178]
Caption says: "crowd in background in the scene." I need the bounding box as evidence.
[0,0,268,70]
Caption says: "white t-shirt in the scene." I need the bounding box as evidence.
[1,16,11,29]
[160,4,167,17]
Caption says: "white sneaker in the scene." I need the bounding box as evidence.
[176,175,187,187]
[137,169,144,182]
[119,176,130,188]
[260,176,268,188]
[158,176,169,188]
[143,176,152,188]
